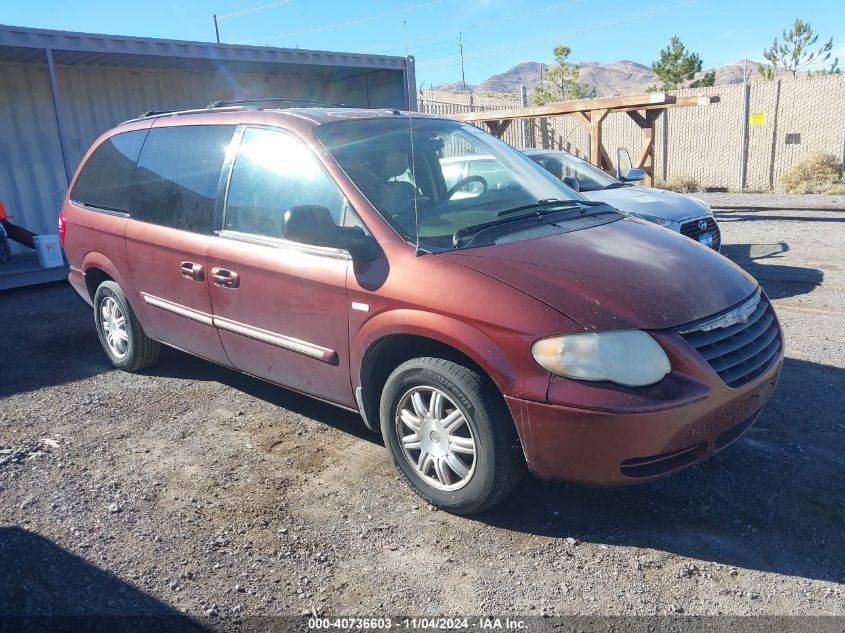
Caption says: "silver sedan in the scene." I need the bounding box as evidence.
[522,148,720,251]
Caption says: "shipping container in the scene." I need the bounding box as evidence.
[0,23,415,289]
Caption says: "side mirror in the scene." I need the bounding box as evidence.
[283,205,377,261]
[616,147,633,179]
[621,168,646,182]
[562,175,580,192]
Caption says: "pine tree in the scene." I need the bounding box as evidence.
[759,19,837,79]
[530,45,590,105]
[648,37,705,91]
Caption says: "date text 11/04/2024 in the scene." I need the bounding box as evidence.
[307,617,528,629]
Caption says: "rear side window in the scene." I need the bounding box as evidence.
[224,127,344,238]
[132,125,235,234]
[70,130,147,212]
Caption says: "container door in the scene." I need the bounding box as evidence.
[124,124,235,366]
[207,126,354,406]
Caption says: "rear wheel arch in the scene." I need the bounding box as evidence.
[81,253,156,338]
[84,267,113,302]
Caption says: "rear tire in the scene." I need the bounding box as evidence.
[93,280,160,372]
[380,357,524,515]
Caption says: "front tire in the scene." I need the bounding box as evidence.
[380,357,524,515]
[93,280,160,372]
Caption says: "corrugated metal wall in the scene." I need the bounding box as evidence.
[0,60,406,258]
[0,62,67,255]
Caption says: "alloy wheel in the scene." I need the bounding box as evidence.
[395,386,477,491]
[100,296,129,359]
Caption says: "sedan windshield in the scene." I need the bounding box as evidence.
[528,151,621,191]
[315,117,607,251]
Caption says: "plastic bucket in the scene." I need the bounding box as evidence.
[33,234,64,269]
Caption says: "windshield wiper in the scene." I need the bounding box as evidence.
[495,198,580,217]
[602,182,629,189]
[453,199,603,248]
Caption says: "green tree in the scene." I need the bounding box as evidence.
[759,19,837,79]
[530,45,589,105]
[689,71,716,88]
[648,36,704,91]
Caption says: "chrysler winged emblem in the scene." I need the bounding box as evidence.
[679,290,762,333]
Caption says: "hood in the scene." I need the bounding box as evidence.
[581,186,710,223]
[440,217,757,331]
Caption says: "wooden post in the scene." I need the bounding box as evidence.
[627,109,662,186]
[484,119,512,138]
[589,109,609,170]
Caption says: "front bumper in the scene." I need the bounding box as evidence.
[505,333,783,485]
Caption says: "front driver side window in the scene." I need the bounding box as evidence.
[225,127,344,238]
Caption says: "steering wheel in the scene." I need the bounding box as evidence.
[447,175,488,198]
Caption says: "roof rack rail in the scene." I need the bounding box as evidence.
[139,109,179,118]
[123,105,256,125]
[207,97,349,109]
[123,98,349,126]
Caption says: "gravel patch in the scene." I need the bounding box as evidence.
[693,192,845,210]
[1,207,843,624]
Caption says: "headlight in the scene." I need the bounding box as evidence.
[532,330,671,387]
[627,212,677,229]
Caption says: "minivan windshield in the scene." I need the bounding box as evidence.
[316,117,612,251]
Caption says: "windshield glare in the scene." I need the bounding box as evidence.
[315,117,582,250]
[529,151,620,191]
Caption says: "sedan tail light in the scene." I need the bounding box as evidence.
[58,210,66,245]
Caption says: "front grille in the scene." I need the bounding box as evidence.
[680,216,721,250]
[678,292,781,388]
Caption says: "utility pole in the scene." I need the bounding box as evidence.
[540,63,544,91]
[458,32,466,90]
[518,85,528,147]
[213,14,220,44]
[738,57,750,193]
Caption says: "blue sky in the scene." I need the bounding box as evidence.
[4,0,843,87]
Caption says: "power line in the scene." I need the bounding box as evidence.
[216,0,294,20]
[239,0,447,44]
[363,0,581,54]
[415,0,701,73]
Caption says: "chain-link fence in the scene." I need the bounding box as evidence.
[420,75,845,191]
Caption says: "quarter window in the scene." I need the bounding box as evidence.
[132,125,235,234]
[224,128,344,238]
[70,130,147,213]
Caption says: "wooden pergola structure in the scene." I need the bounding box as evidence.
[454,92,718,185]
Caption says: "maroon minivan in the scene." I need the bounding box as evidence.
[61,104,783,514]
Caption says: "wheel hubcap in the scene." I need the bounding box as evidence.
[395,386,477,491]
[100,296,129,359]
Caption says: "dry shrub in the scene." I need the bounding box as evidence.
[780,151,845,194]
[653,175,701,193]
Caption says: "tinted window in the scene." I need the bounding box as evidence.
[224,127,344,238]
[70,131,147,212]
[132,125,235,233]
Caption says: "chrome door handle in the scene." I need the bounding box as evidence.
[211,267,240,288]
[180,261,204,281]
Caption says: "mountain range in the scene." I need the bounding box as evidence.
[434,59,786,96]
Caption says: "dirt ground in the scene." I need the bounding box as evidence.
[1,205,843,627]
